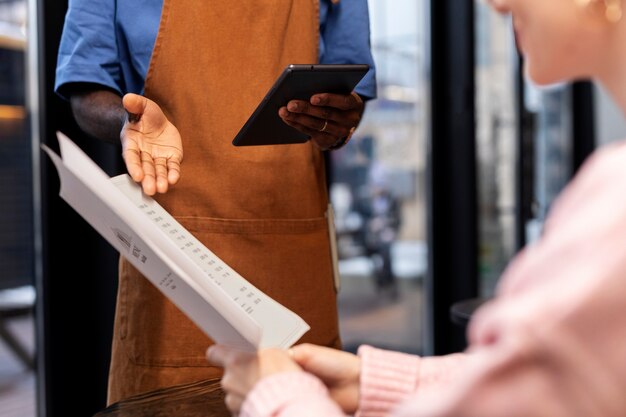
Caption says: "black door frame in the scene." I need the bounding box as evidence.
[427,0,478,355]
[33,1,121,415]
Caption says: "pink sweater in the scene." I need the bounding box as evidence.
[242,140,626,417]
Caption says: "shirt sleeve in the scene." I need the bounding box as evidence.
[54,0,122,100]
[320,0,377,100]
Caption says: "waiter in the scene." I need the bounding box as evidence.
[54,0,377,411]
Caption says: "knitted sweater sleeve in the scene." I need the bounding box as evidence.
[242,347,469,417]
[241,371,345,417]
[356,345,468,417]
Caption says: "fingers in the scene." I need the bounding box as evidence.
[311,91,364,111]
[280,109,336,138]
[206,344,233,367]
[289,343,359,379]
[289,343,339,375]
[224,393,244,415]
[122,147,144,182]
[288,343,360,413]
[120,95,183,194]
[207,346,306,417]
[122,93,149,119]
[121,148,177,196]
[121,128,182,195]
[153,156,174,194]
[278,92,362,150]
[288,343,314,364]
[166,158,181,185]
[290,343,340,371]
[134,151,175,195]
[139,151,158,196]
[279,107,355,150]
[207,346,247,415]
[282,96,361,127]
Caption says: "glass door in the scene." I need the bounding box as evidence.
[474,2,519,296]
[0,0,36,416]
[475,1,578,296]
[331,0,429,354]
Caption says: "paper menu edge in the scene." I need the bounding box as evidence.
[43,132,263,348]
[109,173,311,348]
[45,132,310,349]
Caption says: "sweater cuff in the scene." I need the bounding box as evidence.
[356,345,421,417]
[241,371,330,417]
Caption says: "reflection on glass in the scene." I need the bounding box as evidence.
[0,1,36,416]
[0,0,30,283]
[331,0,427,354]
[475,3,518,296]
[524,83,572,242]
[475,2,575,297]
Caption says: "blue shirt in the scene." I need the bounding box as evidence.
[55,0,377,100]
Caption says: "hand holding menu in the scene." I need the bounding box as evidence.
[42,132,310,351]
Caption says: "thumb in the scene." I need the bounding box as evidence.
[122,93,148,122]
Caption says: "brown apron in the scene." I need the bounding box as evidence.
[107,0,341,408]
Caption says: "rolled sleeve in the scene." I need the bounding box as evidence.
[55,0,122,100]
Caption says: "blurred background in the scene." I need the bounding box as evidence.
[2,0,626,416]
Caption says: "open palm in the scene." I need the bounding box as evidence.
[121,93,183,195]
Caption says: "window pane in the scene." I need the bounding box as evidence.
[332,0,428,354]
[475,3,518,296]
[0,0,36,416]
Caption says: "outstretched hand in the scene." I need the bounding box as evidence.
[121,93,183,195]
[278,92,364,150]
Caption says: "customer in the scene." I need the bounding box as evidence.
[207,0,626,416]
[54,0,376,408]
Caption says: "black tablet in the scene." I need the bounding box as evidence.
[232,64,369,146]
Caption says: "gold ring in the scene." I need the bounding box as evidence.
[319,120,328,132]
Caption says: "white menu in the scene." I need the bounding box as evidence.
[43,131,310,351]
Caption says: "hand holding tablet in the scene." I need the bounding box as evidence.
[232,64,369,147]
